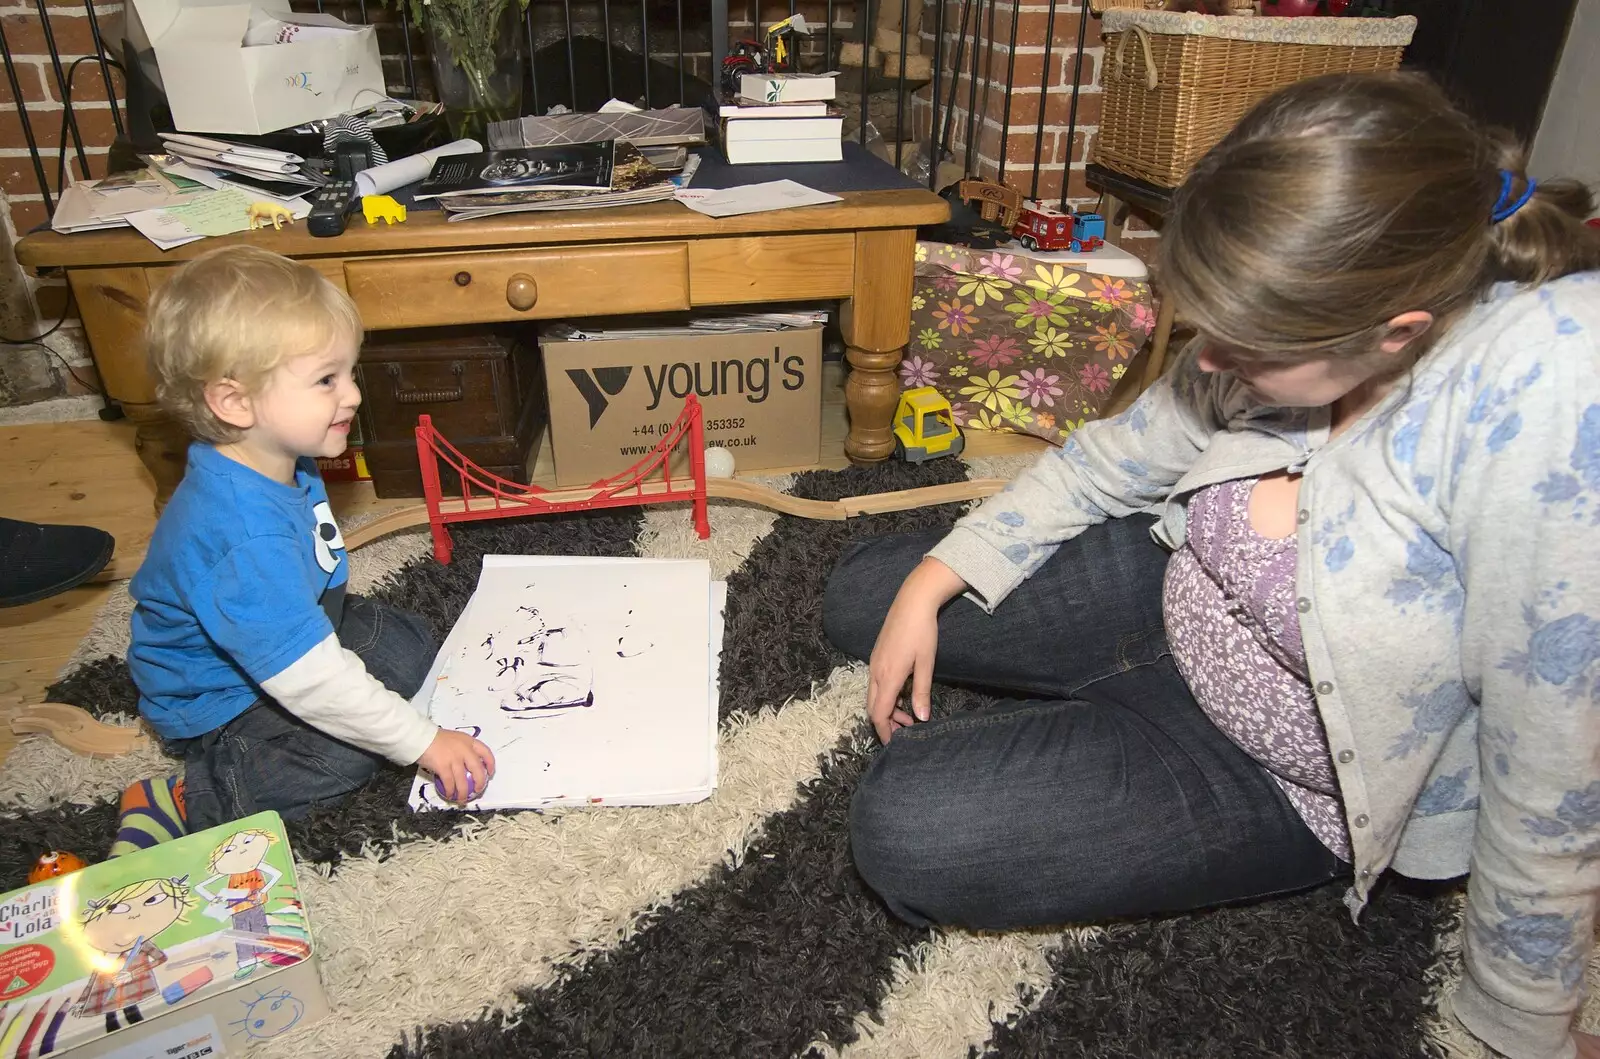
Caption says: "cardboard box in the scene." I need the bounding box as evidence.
[126,0,385,135]
[0,812,327,1058]
[315,416,370,483]
[314,446,370,483]
[541,326,822,487]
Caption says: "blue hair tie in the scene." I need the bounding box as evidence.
[1491,169,1537,223]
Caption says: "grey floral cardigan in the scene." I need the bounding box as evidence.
[926,272,1600,1059]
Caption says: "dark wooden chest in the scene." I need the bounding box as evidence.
[356,327,545,498]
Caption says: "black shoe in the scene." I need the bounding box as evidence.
[0,518,115,607]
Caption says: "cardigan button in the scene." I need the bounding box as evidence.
[1296,597,1311,613]
[1353,814,1370,829]
[1337,749,1355,764]
[1316,680,1334,695]
[1297,509,1310,524]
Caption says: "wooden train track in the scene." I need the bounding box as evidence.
[7,700,148,757]
[345,476,1009,552]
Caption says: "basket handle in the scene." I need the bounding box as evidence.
[1110,25,1158,91]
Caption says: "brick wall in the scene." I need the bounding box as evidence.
[908,0,1158,263]
[0,0,121,411]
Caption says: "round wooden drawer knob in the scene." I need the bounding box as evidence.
[506,273,539,312]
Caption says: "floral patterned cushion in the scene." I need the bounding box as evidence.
[903,240,1156,443]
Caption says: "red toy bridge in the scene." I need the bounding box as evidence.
[415,393,710,564]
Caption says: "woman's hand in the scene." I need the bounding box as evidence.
[866,558,967,743]
[1575,1031,1600,1059]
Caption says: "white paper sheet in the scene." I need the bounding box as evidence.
[125,186,311,249]
[354,137,481,198]
[673,179,841,218]
[407,556,723,811]
[50,180,195,233]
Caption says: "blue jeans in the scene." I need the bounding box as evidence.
[822,516,1344,930]
[180,594,437,832]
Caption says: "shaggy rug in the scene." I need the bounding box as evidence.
[1,457,1583,1058]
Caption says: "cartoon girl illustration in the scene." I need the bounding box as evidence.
[193,829,282,979]
[73,876,195,1032]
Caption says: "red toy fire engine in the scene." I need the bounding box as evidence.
[1012,200,1106,254]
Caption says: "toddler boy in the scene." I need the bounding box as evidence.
[129,245,493,830]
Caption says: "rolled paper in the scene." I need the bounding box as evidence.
[355,139,482,198]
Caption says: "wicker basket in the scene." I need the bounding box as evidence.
[1094,10,1417,188]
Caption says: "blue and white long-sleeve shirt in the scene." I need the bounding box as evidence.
[927,273,1600,1059]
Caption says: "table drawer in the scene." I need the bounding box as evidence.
[687,233,856,304]
[345,242,690,328]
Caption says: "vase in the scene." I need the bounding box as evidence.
[427,0,525,143]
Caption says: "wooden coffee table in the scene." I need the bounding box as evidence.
[17,189,948,509]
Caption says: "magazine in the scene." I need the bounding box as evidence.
[437,140,677,220]
[487,108,705,151]
[442,183,678,221]
[417,140,615,200]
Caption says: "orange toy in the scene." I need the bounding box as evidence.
[28,850,88,882]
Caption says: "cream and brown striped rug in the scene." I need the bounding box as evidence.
[4,457,1584,1058]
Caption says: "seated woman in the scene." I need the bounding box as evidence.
[823,72,1600,1059]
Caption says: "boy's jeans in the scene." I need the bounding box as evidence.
[180,594,437,832]
[822,516,1346,930]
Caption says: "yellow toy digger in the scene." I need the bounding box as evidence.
[893,386,965,463]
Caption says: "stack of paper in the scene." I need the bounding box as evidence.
[49,168,309,248]
[125,185,311,250]
[50,173,196,233]
[408,556,725,811]
[158,133,326,198]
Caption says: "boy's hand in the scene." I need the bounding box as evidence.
[418,729,496,805]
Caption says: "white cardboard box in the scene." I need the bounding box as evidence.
[127,0,385,135]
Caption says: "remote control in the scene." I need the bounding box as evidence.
[307,180,358,238]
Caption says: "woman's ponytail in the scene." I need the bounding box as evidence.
[1485,143,1600,287]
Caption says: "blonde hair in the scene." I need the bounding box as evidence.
[82,876,196,926]
[1160,72,1600,364]
[208,828,278,872]
[145,245,364,443]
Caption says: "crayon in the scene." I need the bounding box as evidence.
[121,935,144,973]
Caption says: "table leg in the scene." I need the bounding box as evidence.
[126,402,191,507]
[1139,290,1179,393]
[840,228,917,463]
[70,268,186,510]
[1101,193,1130,246]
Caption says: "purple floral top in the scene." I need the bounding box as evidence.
[1163,478,1351,861]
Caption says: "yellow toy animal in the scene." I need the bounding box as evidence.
[246,201,295,231]
[362,194,408,225]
